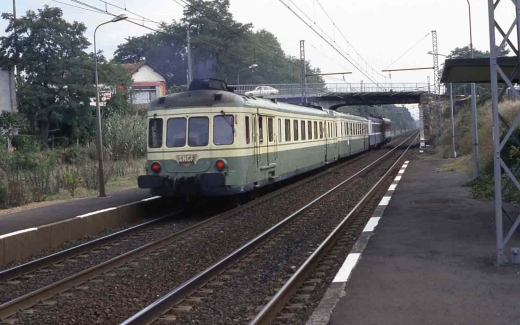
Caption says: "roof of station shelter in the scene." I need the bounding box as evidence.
[441,56,520,83]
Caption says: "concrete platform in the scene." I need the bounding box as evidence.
[0,188,151,235]
[313,160,520,325]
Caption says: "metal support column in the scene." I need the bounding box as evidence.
[431,31,442,144]
[419,98,426,150]
[488,0,520,265]
[300,40,307,105]
[450,83,456,158]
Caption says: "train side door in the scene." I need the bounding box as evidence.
[254,111,268,169]
[265,116,277,165]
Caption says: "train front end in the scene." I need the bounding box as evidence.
[137,79,248,198]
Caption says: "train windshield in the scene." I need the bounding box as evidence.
[166,118,187,147]
[188,117,209,147]
[214,115,234,145]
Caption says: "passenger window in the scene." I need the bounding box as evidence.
[213,115,234,145]
[278,119,282,143]
[308,121,312,139]
[301,121,306,140]
[259,116,264,143]
[188,117,209,147]
[341,122,343,137]
[268,118,273,142]
[245,116,250,144]
[320,122,324,139]
[166,118,186,148]
[314,122,318,139]
[294,120,299,141]
[148,118,163,148]
[285,119,291,141]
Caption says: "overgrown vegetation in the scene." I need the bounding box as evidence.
[436,99,520,203]
[0,113,146,209]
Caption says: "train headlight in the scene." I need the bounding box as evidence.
[215,159,226,171]
[151,162,161,173]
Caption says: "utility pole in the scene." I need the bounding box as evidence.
[300,40,307,105]
[466,0,479,179]
[186,24,193,85]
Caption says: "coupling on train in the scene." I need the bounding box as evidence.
[138,79,392,197]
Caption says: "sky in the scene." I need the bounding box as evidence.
[0,0,517,120]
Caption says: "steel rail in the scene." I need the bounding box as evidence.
[0,138,398,321]
[0,210,183,283]
[120,131,417,325]
[250,132,419,325]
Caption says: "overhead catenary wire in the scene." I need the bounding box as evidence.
[308,42,351,73]
[314,0,386,81]
[58,0,264,71]
[54,0,146,22]
[384,32,431,70]
[278,0,384,89]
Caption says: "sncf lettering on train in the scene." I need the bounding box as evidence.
[177,155,196,164]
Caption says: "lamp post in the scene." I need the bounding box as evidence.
[94,14,128,197]
[466,0,479,178]
[237,64,258,85]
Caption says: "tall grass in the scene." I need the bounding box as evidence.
[436,99,520,202]
[0,113,147,209]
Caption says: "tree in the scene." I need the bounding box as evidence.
[113,0,324,86]
[0,6,95,146]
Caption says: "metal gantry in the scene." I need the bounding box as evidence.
[431,31,442,143]
[488,0,520,265]
[300,40,307,105]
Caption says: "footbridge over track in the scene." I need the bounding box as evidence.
[230,83,430,109]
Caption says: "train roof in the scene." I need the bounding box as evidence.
[148,89,369,122]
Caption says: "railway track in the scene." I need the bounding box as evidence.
[0,131,414,325]
[120,132,418,325]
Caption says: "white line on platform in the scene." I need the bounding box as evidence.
[333,253,361,283]
[77,207,117,219]
[405,160,410,163]
[363,217,381,232]
[379,196,391,206]
[395,175,402,181]
[0,227,38,239]
[389,184,397,191]
[142,196,161,202]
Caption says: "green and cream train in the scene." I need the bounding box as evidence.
[138,79,392,197]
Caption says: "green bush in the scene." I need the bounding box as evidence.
[102,113,146,161]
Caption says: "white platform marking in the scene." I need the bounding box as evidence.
[77,207,117,219]
[142,196,161,202]
[379,196,391,206]
[389,184,397,191]
[333,253,361,283]
[0,228,38,239]
[363,217,381,232]
[395,176,402,181]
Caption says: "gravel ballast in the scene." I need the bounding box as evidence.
[11,135,413,325]
[169,147,410,325]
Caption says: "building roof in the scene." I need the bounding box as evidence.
[120,61,168,80]
[121,61,147,75]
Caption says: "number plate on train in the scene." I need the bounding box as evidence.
[177,155,196,164]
